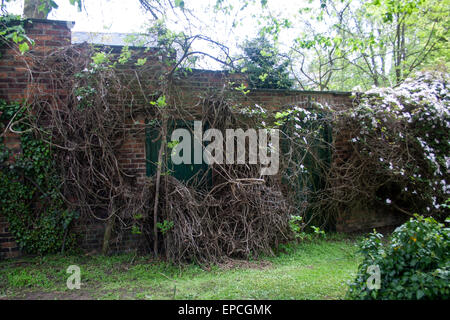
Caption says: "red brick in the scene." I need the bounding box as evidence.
[1,242,17,249]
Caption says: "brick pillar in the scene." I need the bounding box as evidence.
[0,18,72,101]
[0,19,73,259]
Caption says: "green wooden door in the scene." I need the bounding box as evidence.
[145,120,211,188]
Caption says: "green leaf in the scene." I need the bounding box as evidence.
[135,58,147,66]
[174,0,185,9]
[416,290,424,299]
[18,42,30,54]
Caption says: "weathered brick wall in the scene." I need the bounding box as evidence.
[0,19,406,258]
[336,204,406,234]
[118,115,148,186]
[0,19,72,102]
[0,129,22,259]
[73,219,147,255]
[0,214,20,259]
[0,19,72,259]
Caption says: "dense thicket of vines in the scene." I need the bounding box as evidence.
[1,19,448,263]
[8,43,296,264]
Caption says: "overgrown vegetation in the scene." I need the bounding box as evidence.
[0,14,33,54]
[0,2,448,271]
[0,100,79,254]
[329,71,449,219]
[253,70,449,230]
[347,215,449,300]
[2,34,448,264]
[3,33,295,264]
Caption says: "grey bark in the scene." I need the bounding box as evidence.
[102,213,116,255]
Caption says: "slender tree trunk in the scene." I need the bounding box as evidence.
[394,14,407,84]
[369,45,379,86]
[152,116,167,258]
[102,210,116,255]
[401,22,406,76]
[395,20,402,83]
[23,0,51,19]
[378,28,386,81]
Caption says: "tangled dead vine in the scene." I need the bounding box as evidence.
[142,174,290,264]
[23,45,159,225]
[5,24,445,264]
[7,42,297,264]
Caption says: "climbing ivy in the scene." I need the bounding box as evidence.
[0,99,79,255]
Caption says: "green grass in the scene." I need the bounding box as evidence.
[0,235,361,300]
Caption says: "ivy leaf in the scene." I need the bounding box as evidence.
[49,0,59,9]
[416,290,424,299]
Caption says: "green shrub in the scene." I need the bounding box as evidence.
[347,215,449,300]
[288,215,327,241]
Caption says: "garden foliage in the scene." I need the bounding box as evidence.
[347,215,449,300]
[0,100,79,254]
[333,71,449,219]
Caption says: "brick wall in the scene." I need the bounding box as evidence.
[336,204,406,234]
[0,215,20,259]
[0,130,22,259]
[0,19,72,259]
[118,115,148,186]
[73,218,147,255]
[0,19,405,258]
[0,19,71,102]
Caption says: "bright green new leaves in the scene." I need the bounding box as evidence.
[0,15,34,54]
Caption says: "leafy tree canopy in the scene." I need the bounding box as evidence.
[237,36,293,89]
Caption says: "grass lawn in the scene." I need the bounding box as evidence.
[0,235,361,300]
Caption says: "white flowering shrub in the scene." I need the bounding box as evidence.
[337,71,449,218]
[235,72,448,230]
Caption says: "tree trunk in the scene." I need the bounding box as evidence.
[401,22,406,76]
[23,0,51,19]
[152,116,167,258]
[102,213,116,255]
[394,14,407,84]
